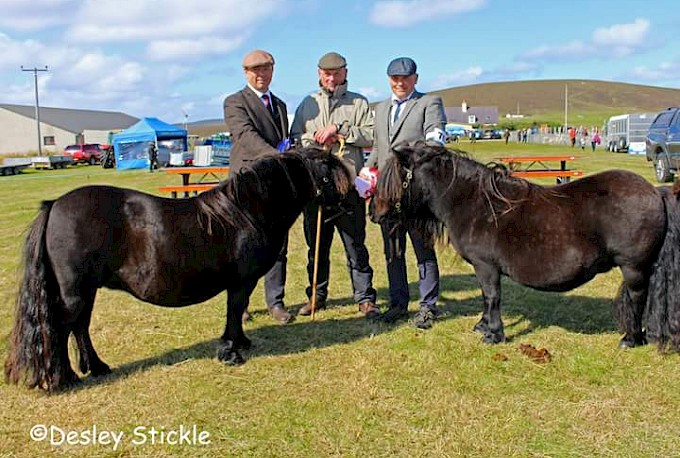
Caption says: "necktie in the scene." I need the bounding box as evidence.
[392,99,406,125]
[262,94,273,114]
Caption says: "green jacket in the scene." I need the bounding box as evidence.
[290,81,373,174]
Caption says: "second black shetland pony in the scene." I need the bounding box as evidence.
[5,147,352,392]
[372,142,680,350]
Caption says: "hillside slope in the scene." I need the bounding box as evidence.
[190,79,680,135]
[430,79,680,119]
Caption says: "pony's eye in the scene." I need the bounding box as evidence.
[323,177,329,183]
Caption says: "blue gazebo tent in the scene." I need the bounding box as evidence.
[112,117,187,170]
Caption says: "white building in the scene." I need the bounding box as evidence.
[0,104,138,154]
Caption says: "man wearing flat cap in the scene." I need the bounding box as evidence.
[364,57,447,329]
[290,51,379,319]
[223,49,293,324]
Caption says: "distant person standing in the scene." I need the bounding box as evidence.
[148,142,158,172]
[591,132,601,151]
[503,128,510,144]
[568,127,576,147]
[223,49,294,324]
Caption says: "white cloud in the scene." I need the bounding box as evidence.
[0,0,77,31]
[628,60,680,82]
[147,36,245,61]
[62,0,286,61]
[430,66,483,89]
[592,18,649,47]
[522,18,651,62]
[369,0,485,27]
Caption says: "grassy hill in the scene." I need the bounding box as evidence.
[189,79,680,136]
[430,79,680,128]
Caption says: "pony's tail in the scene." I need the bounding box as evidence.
[4,201,67,391]
[646,188,680,351]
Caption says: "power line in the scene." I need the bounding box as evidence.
[21,65,49,155]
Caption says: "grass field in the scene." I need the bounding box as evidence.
[2,141,680,457]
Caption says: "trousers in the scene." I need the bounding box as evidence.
[263,234,287,309]
[303,190,376,304]
[380,222,439,309]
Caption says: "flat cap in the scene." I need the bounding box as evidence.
[387,57,417,76]
[318,52,347,70]
[242,50,274,68]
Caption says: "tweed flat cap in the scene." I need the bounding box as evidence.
[387,57,417,76]
[318,52,347,70]
[242,50,275,68]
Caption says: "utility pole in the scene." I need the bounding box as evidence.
[21,65,49,155]
[564,84,568,130]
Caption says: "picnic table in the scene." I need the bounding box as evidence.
[158,166,230,198]
[497,155,583,184]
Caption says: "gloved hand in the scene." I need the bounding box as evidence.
[355,167,378,198]
[425,128,447,145]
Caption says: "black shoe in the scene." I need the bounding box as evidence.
[413,307,438,329]
[382,306,408,323]
[298,300,326,316]
[270,306,295,324]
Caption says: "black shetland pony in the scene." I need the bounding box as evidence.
[5,147,352,392]
[372,142,680,350]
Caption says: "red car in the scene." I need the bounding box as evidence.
[63,143,103,165]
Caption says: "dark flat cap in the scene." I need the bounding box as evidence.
[318,52,347,70]
[387,57,417,76]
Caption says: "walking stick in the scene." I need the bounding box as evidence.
[310,204,323,321]
[310,136,343,320]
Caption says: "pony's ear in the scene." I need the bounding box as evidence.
[390,143,413,167]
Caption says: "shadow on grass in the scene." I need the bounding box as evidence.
[74,273,619,391]
[436,274,619,340]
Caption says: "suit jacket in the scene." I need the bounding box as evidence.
[366,91,446,171]
[223,87,288,175]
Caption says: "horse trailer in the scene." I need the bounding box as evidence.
[605,112,658,154]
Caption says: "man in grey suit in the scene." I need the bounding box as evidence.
[364,57,447,329]
[223,49,293,324]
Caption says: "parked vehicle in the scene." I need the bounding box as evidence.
[63,143,103,165]
[0,158,32,176]
[646,107,680,182]
[605,112,658,154]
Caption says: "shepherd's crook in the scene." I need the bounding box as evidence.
[310,204,323,320]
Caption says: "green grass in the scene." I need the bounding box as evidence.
[1,146,679,458]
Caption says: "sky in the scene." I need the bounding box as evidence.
[2,0,679,124]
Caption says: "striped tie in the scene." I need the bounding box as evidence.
[262,94,272,114]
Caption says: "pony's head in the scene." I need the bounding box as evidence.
[297,146,353,207]
[371,141,449,226]
[370,142,451,254]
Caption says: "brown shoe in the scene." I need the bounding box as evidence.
[270,306,295,324]
[241,310,252,323]
[298,300,326,316]
[358,301,381,319]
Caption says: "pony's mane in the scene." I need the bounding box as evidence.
[416,145,561,218]
[195,152,310,235]
[381,143,563,245]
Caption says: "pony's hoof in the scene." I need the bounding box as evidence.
[235,336,252,350]
[217,344,245,366]
[482,332,505,344]
[473,320,489,334]
[619,333,647,349]
[89,362,112,377]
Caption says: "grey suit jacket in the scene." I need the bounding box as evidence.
[366,91,446,171]
[223,87,288,175]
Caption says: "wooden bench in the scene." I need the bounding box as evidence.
[511,169,584,184]
[158,183,218,198]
